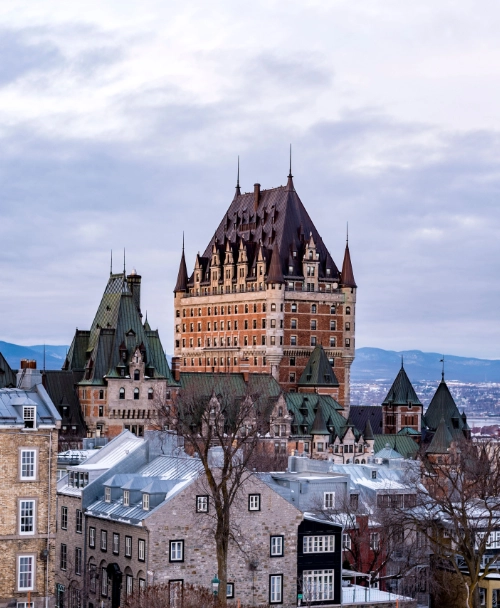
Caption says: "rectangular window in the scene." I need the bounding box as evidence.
[60,543,67,570]
[101,568,108,596]
[269,574,283,604]
[227,582,235,599]
[370,532,380,550]
[248,494,261,511]
[125,535,132,557]
[75,547,82,575]
[18,555,34,590]
[303,535,335,553]
[61,506,68,530]
[138,539,146,561]
[270,535,284,557]
[169,540,184,562]
[76,509,82,533]
[19,500,35,534]
[139,578,146,592]
[89,563,97,593]
[89,527,96,548]
[101,530,107,551]
[17,602,34,608]
[20,449,36,480]
[126,574,133,597]
[23,406,36,428]
[324,492,335,509]
[143,494,150,510]
[196,495,209,513]
[113,533,119,555]
[290,335,297,346]
[303,569,334,602]
[343,533,352,550]
[123,490,130,507]
[104,487,111,503]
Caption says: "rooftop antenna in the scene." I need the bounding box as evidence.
[110,250,113,275]
[440,355,445,380]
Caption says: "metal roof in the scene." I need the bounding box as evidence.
[298,345,339,388]
[0,384,61,427]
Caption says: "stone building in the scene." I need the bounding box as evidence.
[0,360,61,608]
[381,363,423,437]
[173,169,357,408]
[63,269,176,438]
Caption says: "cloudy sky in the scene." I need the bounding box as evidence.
[1,0,499,359]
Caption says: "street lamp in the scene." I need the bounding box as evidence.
[212,574,220,597]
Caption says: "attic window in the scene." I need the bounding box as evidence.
[306,374,312,381]
[105,487,111,503]
[143,494,150,511]
[293,251,297,258]
[371,471,377,479]
[324,374,331,383]
[288,266,293,274]
[23,406,36,429]
[123,490,130,507]
[326,268,331,276]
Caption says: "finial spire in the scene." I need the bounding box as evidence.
[110,250,113,275]
[182,231,185,252]
[288,144,292,178]
[440,355,445,381]
[346,222,349,245]
[123,248,126,276]
[234,157,241,197]
[401,354,404,369]
[43,343,46,372]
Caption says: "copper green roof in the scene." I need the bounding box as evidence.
[310,404,330,435]
[285,392,350,440]
[298,345,339,387]
[179,372,281,400]
[373,434,419,459]
[423,379,464,436]
[426,417,454,454]
[382,364,422,406]
[397,427,420,436]
[0,352,16,388]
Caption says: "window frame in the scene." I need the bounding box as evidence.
[75,546,82,575]
[303,535,335,553]
[269,574,283,604]
[169,540,184,563]
[100,530,107,552]
[60,543,67,571]
[113,532,120,555]
[89,527,96,549]
[125,535,132,558]
[19,499,35,535]
[270,535,284,557]
[138,538,146,562]
[61,505,68,530]
[20,449,37,481]
[248,494,261,511]
[126,574,133,597]
[196,495,209,513]
[17,555,35,592]
[76,509,83,533]
[226,582,235,599]
[324,492,335,509]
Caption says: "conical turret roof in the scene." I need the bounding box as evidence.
[426,417,453,454]
[174,246,188,293]
[341,242,357,288]
[424,378,463,435]
[266,241,284,283]
[363,419,374,441]
[310,403,330,435]
[382,364,422,406]
[298,345,339,387]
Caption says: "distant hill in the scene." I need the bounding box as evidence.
[352,347,500,384]
[0,341,68,371]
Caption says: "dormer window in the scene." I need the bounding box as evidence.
[123,490,130,507]
[23,406,35,429]
[105,487,111,503]
[143,494,150,511]
[134,370,140,381]
[326,268,331,276]
[309,250,313,260]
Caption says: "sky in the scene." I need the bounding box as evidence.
[0,0,499,359]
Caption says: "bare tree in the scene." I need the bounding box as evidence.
[151,376,275,606]
[398,438,500,608]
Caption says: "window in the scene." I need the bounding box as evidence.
[370,532,380,550]
[18,555,34,591]
[101,530,107,551]
[303,535,335,553]
[134,369,140,381]
[371,470,377,479]
[60,543,67,570]
[169,540,184,562]
[61,506,68,530]
[143,494,150,510]
[104,487,111,503]
[329,337,336,347]
[345,338,350,347]
[269,574,283,604]
[126,575,133,597]
[196,495,209,513]
[89,527,96,548]
[270,536,284,557]
[134,388,140,400]
[101,568,108,596]
[16,603,34,608]
[343,533,352,550]
[113,533,119,555]
[324,492,335,509]
[138,539,146,561]
[290,335,297,346]
[291,302,297,312]
[226,582,235,599]
[303,569,334,602]
[350,494,359,509]
[19,500,35,534]
[249,494,261,511]
[311,304,317,313]
[311,320,317,330]
[346,306,351,314]
[119,387,125,399]
[75,547,82,575]
[76,509,83,533]
[20,449,36,480]
[23,406,35,428]
[125,535,132,557]
[123,490,130,507]
[311,336,317,346]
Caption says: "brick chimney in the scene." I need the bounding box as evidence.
[17,359,42,389]
[253,183,260,212]
[127,270,142,314]
[240,358,250,383]
[171,357,181,382]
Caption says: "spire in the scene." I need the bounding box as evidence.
[363,419,374,441]
[235,156,241,198]
[123,248,126,277]
[174,236,188,293]
[285,144,295,192]
[110,250,113,276]
[310,403,330,435]
[144,311,151,332]
[266,241,285,284]
[341,234,357,288]
[440,355,445,381]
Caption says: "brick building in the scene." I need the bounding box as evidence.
[0,361,61,608]
[173,170,357,409]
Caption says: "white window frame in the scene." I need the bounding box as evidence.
[20,449,36,480]
[270,535,284,557]
[113,533,119,555]
[104,487,111,503]
[169,540,184,562]
[101,568,108,596]
[343,533,352,550]
[303,569,334,602]
[196,495,209,513]
[76,509,83,533]
[303,535,335,553]
[61,505,68,530]
[89,527,95,548]
[138,539,146,561]
[60,543,67,570]
[126,574,133,597]
[269,574,283,604]
[16,603,34,608]
[19,500,35,535]
[23,406,36,429]
[75,547,82,575]
[226,582,235,598]
[123,490,130,507]
[370,532,380,551]
[248,494,261,511]
[18,555,35,591]
[143,493,150,510]
[101,530,107,551]
[324,492,335,509]
[125,535,132,557]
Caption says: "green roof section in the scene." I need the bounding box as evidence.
[423,379,464,435]
[179,372,281,400]
[310,404,330,435]
[0,351,16,388]
[426,417,453,454]
[382,364,422,406]
[285,392,349,440]
[397,427,420,436]
[298,345,339,387]
[374,434,419,459]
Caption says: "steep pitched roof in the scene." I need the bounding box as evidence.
[298,345,339,387]
[423,379,464,436]
[42,370,86,434]
[0,352,16,388]
[382,364,422,406]
[174,247,188,293]
[363,419,374,441]
[373,434,419,459]
[349,406,383,435]
[426,418,454,454]
[266,241,285,283]
[341,242,357,288]
[285,393,345,438]
[310,403,330,435]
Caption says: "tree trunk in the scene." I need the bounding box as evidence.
[215,518,230,607]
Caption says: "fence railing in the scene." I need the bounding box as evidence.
[342,584,413,604]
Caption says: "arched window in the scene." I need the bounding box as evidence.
[134,370,140,381]
[346,306,351,315]
[119,388,125,400]
[330,305,336,314]
[134,388,139,400]
[271,303,276,311]
[148,388,153,400]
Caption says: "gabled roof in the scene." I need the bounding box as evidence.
[285,393,345,438]
[375,443,403,460]
[382,364,422,406]
[341,242,357,288]
[42,370,86,434]
[298,345,339,387]
[0,352,16,388]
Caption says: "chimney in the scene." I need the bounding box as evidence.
[253,183,260,212]
[171,357,181,382]
[127,270,142,314]
[17,360,42,389]
[240,358,250,383]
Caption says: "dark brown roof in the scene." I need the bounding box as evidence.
[349,406,383,435]
[196,174,340,282]
[341,242,356,288]
[174,247,188,293]
[266,241,285,284]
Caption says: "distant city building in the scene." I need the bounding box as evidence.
[0,360,61,608]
